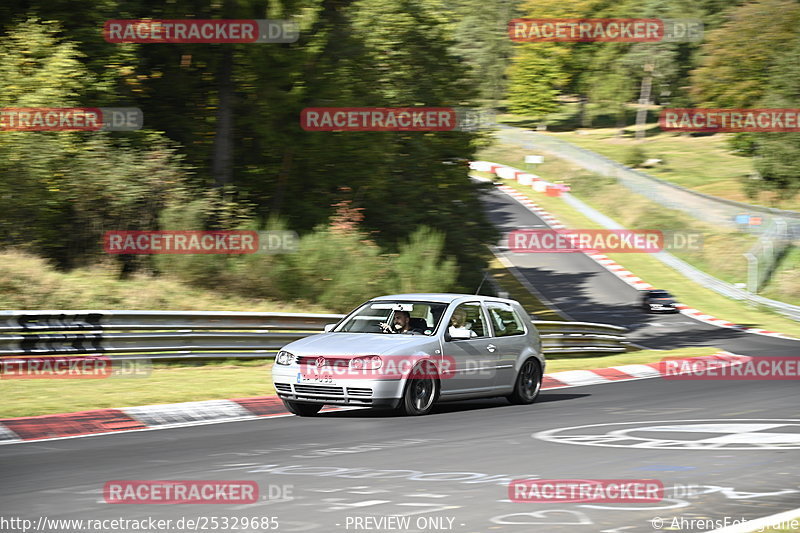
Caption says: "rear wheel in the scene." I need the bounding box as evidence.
[507,359,542,405]
[400,361,439,416]
[283,400,323,417]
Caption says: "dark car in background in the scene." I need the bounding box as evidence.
[641,289,680,313]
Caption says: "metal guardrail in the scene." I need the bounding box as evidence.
[534,321,628,354]
[0,311,628,361]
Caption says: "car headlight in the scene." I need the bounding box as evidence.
[350,355,382,370]
[275,351,295,365]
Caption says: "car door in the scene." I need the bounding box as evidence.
[484,301,528,389]
[439,301,499,396]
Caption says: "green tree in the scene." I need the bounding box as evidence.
[507,44,569,118]
[450,0,519,108]
[1,0,497,292]
[392,227,458,294]
[690,0,800,108]
[752,35,800,199]
[0,20,190,267]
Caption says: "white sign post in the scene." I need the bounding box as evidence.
[525,155,543,175]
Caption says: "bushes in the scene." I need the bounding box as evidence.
[623,145,648,168]
[391,227,459,295]
[227,225,459,313]
[0,250,322,312]
[0,225,461,313]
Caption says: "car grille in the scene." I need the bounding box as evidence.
[293,384,345,396]
[296,356,351,368]
[275,383,373,405]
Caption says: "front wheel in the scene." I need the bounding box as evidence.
[400,361,439,416]
[283,400,323,417]
[507,358,542,405]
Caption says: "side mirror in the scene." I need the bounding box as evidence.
[323,324,336,332]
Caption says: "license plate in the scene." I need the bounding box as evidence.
[297,372,335,384]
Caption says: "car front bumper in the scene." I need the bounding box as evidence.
[272,365,406,409]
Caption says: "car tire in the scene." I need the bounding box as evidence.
[507,358,542,405]
[400,361,439,416]
[283,400,323,417]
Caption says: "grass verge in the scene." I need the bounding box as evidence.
[496,108,799,211]
[545,346,720,372]
[545,127,800,212]
[0,359,275,418]
[0,347,724,418]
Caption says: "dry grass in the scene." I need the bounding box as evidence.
[547,128,800,211]
[0,250,328,312]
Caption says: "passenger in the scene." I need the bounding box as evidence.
[448,308,477,338]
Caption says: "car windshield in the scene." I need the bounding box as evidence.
[335,301,448,335]
[651,291,672,298]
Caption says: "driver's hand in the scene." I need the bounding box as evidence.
[379,322,394,333]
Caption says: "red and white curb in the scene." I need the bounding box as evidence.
[0,352,745,445]
[543,350,747,388]
[494,181,796,341]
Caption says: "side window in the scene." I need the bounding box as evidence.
[449,302,487,338]
[487,302,525,337]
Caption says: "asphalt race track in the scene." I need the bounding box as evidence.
[1,185,798,533]
[2,378,799,532]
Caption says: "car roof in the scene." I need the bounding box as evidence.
[371,293,518,305]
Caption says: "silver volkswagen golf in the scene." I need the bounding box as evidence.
[272,294,544,416]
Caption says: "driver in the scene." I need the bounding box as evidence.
[383,310,425,334]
